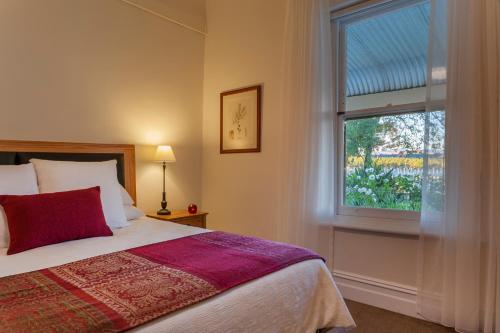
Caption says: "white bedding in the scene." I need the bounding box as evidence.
[0,217,354,333]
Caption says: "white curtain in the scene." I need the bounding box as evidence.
[418,0,500,332]
[278,0,336,269]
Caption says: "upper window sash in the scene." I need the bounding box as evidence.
[333,0,431,115]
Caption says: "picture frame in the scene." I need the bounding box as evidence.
[220,85,261,154]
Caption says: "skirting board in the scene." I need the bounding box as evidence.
[333,270,423,319]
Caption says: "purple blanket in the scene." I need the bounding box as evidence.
[0,231,322,332]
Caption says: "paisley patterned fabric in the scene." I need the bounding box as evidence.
[0,231,321,333]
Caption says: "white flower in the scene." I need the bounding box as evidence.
[368,175,375,181]
[366,189,372,195]
[356,176,361,180]
[366,168,374,173]
[383,179,389,183]
[358,187,367,193]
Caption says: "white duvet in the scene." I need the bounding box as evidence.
[0,217,354,333]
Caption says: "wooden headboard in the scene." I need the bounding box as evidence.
[0,140,136,202]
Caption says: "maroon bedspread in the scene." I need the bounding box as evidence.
[0,231,321,332]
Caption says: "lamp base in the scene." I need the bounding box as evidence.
[157,208,171,215]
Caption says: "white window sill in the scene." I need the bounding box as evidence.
[333,215,420,236]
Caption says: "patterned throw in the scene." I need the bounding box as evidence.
[0,231,321,332]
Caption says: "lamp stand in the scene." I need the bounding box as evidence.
[157,161,171,215]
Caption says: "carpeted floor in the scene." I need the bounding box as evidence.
[345,299,456,332]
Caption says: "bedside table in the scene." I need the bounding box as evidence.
[147,210,208,228]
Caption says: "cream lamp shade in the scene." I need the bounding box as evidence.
[155,145,176,162]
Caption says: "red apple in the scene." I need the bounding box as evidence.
[188,203,198,214]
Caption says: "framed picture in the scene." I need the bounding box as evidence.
[220,85,261,154]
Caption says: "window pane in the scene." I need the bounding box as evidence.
[344,2,431,111]
[343,111,444,211]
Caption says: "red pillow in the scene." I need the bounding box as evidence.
[0,186,113,255]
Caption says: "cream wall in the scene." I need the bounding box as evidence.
[128,0,207,33]
[0,0,205,213]
[202,0,419,289]
[202,0,286,239]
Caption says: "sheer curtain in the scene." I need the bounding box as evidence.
[278,0,336,269]
[418,0,500,332]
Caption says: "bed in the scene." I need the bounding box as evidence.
[0,140,354,333]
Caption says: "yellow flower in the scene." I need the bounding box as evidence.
[346,156,443,169]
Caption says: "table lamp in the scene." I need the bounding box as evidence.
[155,145,176,215]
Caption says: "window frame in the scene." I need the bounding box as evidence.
[332,0,431,225]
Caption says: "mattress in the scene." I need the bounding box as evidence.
[0,217,354,333]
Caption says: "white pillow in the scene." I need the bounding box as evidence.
[120,185,134,206]
[0,164,39,248]
[124,205,145,220]
[120,187,143,220]
[30,159,128,229]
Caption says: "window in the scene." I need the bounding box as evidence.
[333,0,444,222]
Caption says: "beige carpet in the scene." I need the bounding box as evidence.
[345,300,456,333]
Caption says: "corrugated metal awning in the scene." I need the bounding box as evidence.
[346,2,430,97]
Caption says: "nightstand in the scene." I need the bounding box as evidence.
[147,210,208,228]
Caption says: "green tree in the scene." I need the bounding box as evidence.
[345,113,434,167]
[345,117,382,168]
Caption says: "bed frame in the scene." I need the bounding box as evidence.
[0,140,136,202]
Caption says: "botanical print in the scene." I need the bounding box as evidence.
[229,103,248,140]
[221,86,261,153]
